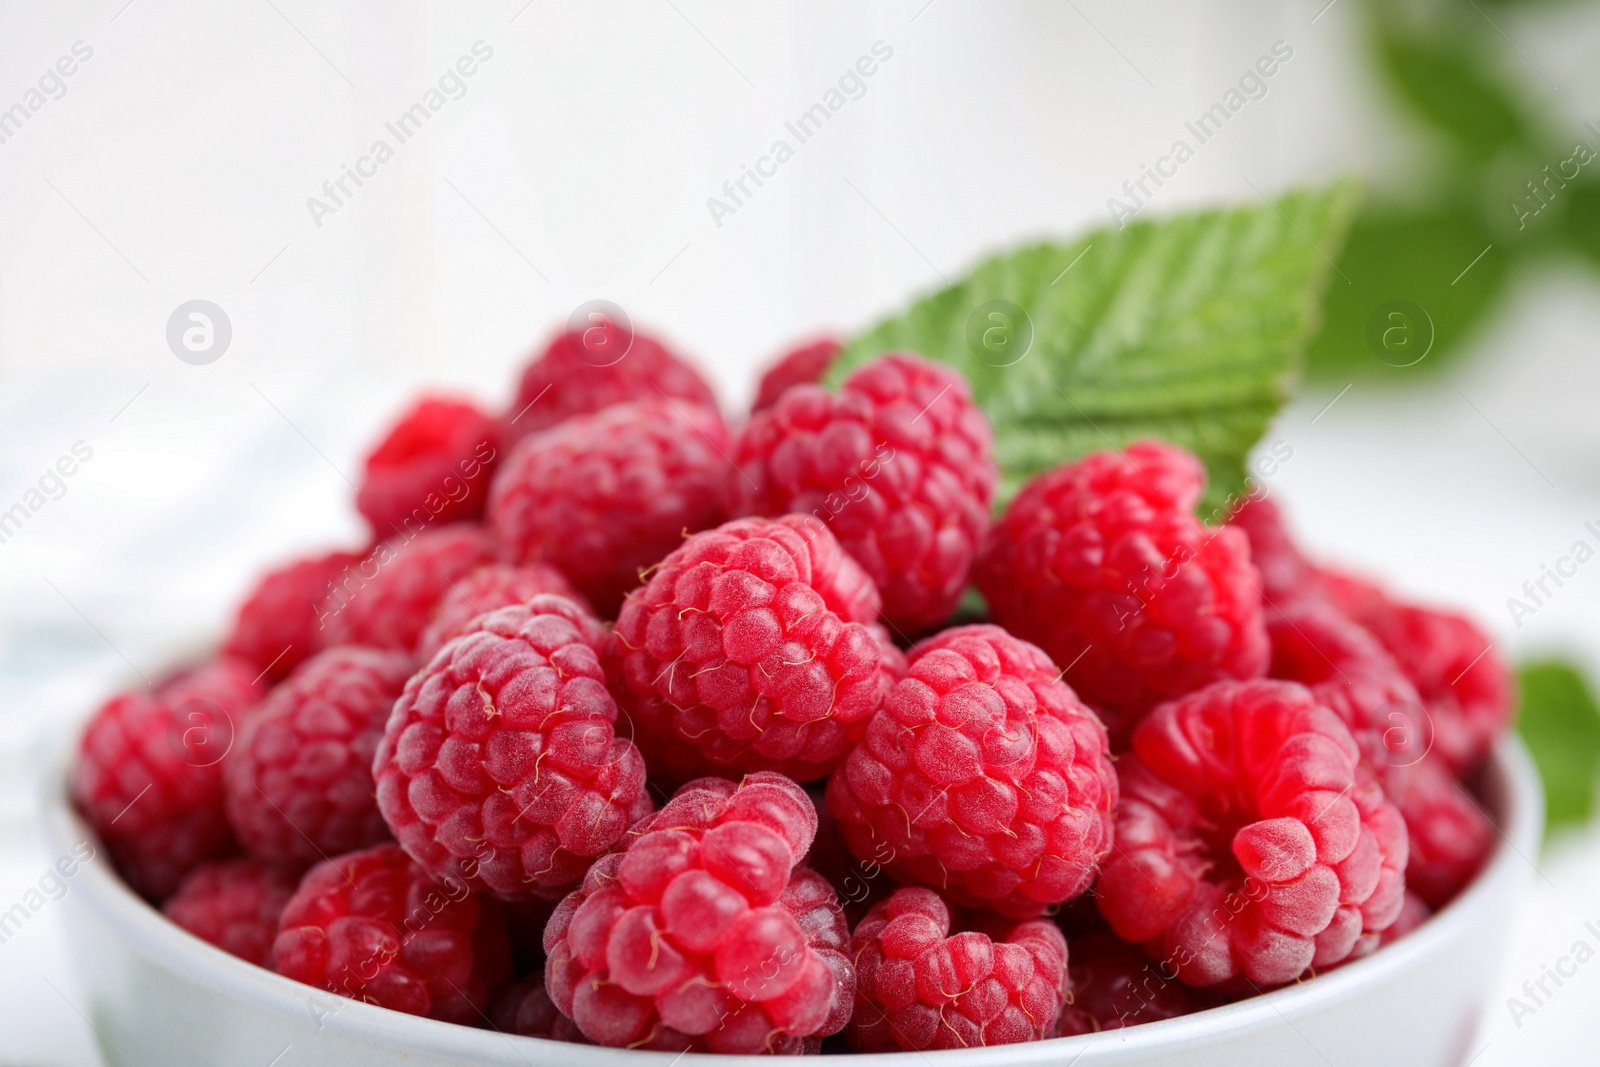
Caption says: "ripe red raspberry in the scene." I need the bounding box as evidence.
[730,353,997,632]
[1227,496,1322,607]
[320,525,493,653]
[501,325,716,447]
[224,549,359,683]
[542,773,854,1053]
[1051,930,1196,1037]
[1381,758,1492,908]
[374,596,651,901]
[356,396,499,538]
[975,440,1270,739]
[826,625,1117,919]
[847,887,1068,1051]
[162,858,299,967]
[1095,680,1407,987]
[272,843,511,1023]
[607,516,887,783]
[416,562,589,662]
[224,646,414,867]
[1265,601,1492,910]
[751,337,841,414]
[492,975,588,1041]
[1322,570,1511,775]
[488,400,731,617]
[74,657,264,900]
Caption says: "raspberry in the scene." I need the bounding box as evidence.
[320,525,493,653]
[1264,600,1494,907]
[1095,680,1407,987]
[373,596,652,901]
[1227,496,1322,607]
[825,625,1117,918]
[1323,570,1511,775]
[501,325,717,448]
[607,516,887,782]
[224,646,414,867]
[751,338,841,414]
[224,549,359,683]
[162,858,298,967]
[272,843,510,1023]
[1381,758,1492,908]
[847,887,1068,1051]
[416,562,590,662]
[730,353,997,632]
[73,657,264,900]
[1051,930,1195,1036]
[492,975,587,1041]
[488,400,731,617]
[356,396,499,538]
[542,773,854,1053]
[976,441,1270,738]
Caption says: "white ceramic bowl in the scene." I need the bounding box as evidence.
[41,736,1540,1067]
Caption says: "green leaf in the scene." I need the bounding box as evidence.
[1304,204,1511,378]
[1372,24,1532,162]
[833,180,1361,513]
[1516,659,1600,835]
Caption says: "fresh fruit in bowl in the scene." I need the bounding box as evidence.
[52,186,1538,1063]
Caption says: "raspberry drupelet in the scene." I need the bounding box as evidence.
[74,657,265,900]
[373,596,651,901]
[542,773,856,1053]
[415,561,590,662]
[607,515,889,783]
[488,400,731,618]
[1095,679,1408,987]
[976,440,1270,740]
[224,646,414,867]
[847,887,1069,1051]
[751,337,842,414]
[319,524,494,654]
[826,625,1118,919]
[730,353,997,633]
[272,843,511,1023]
[224,549,360,683]
[500,324,717,448]
[162,858,299,967]
[356,395,499,538]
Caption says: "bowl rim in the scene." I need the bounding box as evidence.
[40,731,1543,1065]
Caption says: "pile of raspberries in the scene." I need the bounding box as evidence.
[72,325,1512,1053]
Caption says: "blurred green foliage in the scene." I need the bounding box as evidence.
[1517,660,1600,835]
[1307,0,1597,378]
